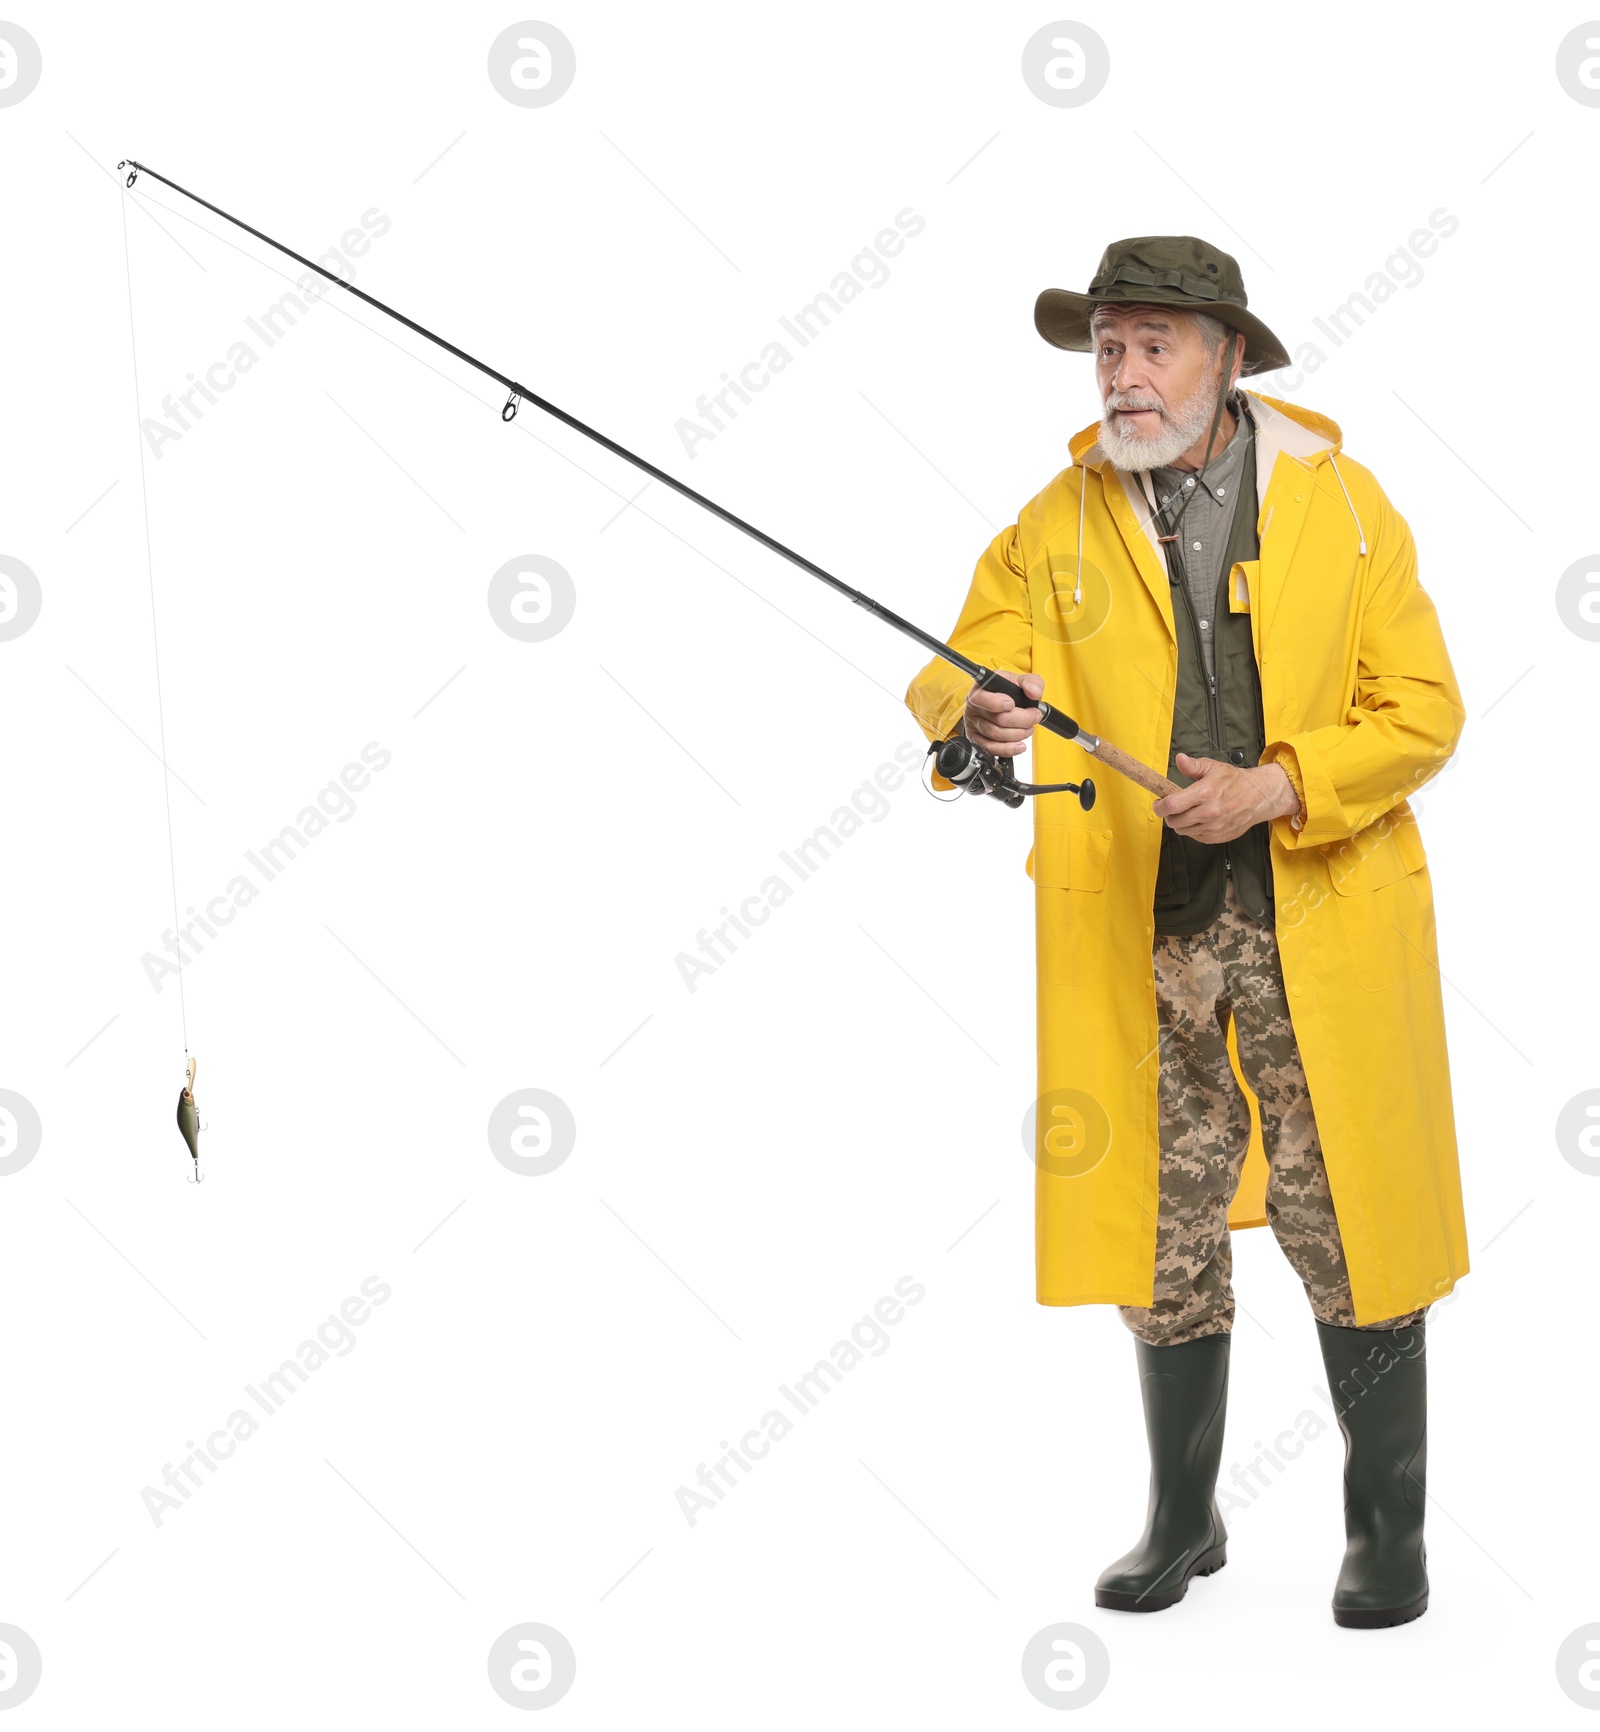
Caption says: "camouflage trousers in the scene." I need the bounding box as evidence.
[1119,876,1428,1347]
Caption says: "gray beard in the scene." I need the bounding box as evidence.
[1098,375,1234,472]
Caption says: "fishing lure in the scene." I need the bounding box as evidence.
[176,1056,203,1183]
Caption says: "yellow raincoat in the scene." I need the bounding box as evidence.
[906,392,1469,1324]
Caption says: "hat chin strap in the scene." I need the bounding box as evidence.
[1196,334,1238,472]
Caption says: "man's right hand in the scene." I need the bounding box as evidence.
[964,670,1044,758]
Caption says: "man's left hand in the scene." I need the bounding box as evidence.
[1153,752,1301,844]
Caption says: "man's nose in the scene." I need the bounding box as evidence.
[1110,354,1150,394]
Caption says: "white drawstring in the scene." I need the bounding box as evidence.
[1329,453,1367,556]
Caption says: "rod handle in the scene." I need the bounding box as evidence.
[1087,738,1180,799]
[974,671,1177,796]
[975,670,1080,742]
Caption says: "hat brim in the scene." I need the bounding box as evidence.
[1034,288,1291,375]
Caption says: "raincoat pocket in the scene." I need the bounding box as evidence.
[1028,822,1114,889]
[1325,813,1430,990]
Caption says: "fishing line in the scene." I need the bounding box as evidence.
[119,183,188,1057]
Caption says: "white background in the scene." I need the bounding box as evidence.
[2,1,1596,1724]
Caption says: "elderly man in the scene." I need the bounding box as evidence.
[905,238,1467,1628]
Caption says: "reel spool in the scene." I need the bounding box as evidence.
[928,734,1096,810]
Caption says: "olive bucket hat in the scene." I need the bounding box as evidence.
[1035,235,1290,374]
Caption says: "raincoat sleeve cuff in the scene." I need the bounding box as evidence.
[906,680,970,748]
[1261,739,1322,848]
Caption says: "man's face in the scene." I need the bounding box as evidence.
[1093,306,1229,469]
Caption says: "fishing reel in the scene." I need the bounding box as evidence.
[927,734,1095,811]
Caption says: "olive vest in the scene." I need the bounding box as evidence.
[1151,416,1273,935]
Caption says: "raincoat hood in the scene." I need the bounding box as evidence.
[1057,393,1369,604]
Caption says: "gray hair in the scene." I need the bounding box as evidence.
[1190,309,1228,359]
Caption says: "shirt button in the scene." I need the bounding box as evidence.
[1191,540,1202,551]
[1199,619,1209,630]
[1185,477,1196,489]
[1292,984,1304,998]
[1294,493,1304,502]
[1216,486,1226,497]
[1229,748,1246,765]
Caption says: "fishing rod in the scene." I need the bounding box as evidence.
[117,157,1179,813]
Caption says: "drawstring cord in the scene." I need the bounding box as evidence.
[1328,453,1367,555]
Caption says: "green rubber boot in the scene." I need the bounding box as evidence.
[1095,1333,1230,1612]
[1315,1319,1429,1628]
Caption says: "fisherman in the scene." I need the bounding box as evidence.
[905,237,1467,1628]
